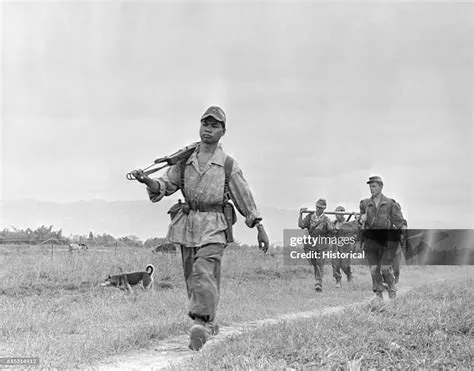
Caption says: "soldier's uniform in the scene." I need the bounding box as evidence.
[146,107,262,349]
[331,210,357,286]
[392,244,402,283]
[299,199,333,291]
[148,144,261,320]
[359,177,407,298]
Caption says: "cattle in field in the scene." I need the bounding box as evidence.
[69,243,88,252]
[152,243,177,254]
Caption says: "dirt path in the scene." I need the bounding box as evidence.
[94,285,414,371]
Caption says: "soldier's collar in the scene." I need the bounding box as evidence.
[369,193,388,206]
[210,144,226,166]
[187,143,225,166]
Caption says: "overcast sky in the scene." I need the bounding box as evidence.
[1,1,473,230]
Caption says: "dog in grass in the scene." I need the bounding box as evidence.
[100,264,154,293]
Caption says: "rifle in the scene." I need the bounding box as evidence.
[126,142,199,181]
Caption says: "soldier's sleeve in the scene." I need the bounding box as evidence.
[146,164,181,203]
[358,200,367,237]
[228,160,262,228]
[359,199,366,214]
[391,201,407,229]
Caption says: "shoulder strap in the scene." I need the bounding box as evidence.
[223,156,234,202]
[180,153,194,200]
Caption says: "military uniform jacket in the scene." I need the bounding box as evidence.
[299,213,334,237]
[359,194,407,230]
[147,144,261,248]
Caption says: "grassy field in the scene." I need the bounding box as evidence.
[0,244,472,369]
[180,277,473,370]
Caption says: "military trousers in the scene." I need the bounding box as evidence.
[332,244,353,282]
[392,244,402,282]
[364,235,397,294]
[180,243,225,323]
[303,245,328,286]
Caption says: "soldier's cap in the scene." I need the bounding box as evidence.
[201,106,226,125]
[316,198,327,208]
[335,206,345,212]
[367,176,384,185]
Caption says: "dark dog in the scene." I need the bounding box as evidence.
[152,243,177,254]
[100,264,154,293]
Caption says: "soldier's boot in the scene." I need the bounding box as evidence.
[315,283,322,292]
[335,279,341,288]
[369,291,386,312]
[388,290,397,299]
[347,274,352,283]
[394,274,399,284]
[189,318,209,351]
[369,291,384,308]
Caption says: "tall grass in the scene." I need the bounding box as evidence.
[0,244,471,368]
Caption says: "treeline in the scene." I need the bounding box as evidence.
[0,226,167,248]
[0,225,64,244]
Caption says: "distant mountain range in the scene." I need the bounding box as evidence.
[0,199,296,245]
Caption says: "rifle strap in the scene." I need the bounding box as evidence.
[180,156,191,200]
[223,156,234,202]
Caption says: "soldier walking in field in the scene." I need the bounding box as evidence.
[358,176,407,300]
[131,106,269,350]
[298,198,333,292]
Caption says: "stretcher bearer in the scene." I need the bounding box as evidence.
[299,198,334,292]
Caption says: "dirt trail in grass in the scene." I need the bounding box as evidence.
[94,285,414,371]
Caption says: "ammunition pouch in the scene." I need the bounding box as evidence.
[223,201,237,243]
[168,201,184,220]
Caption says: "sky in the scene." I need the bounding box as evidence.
[1,1,473,233]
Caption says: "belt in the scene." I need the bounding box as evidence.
[185,200,224,213]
